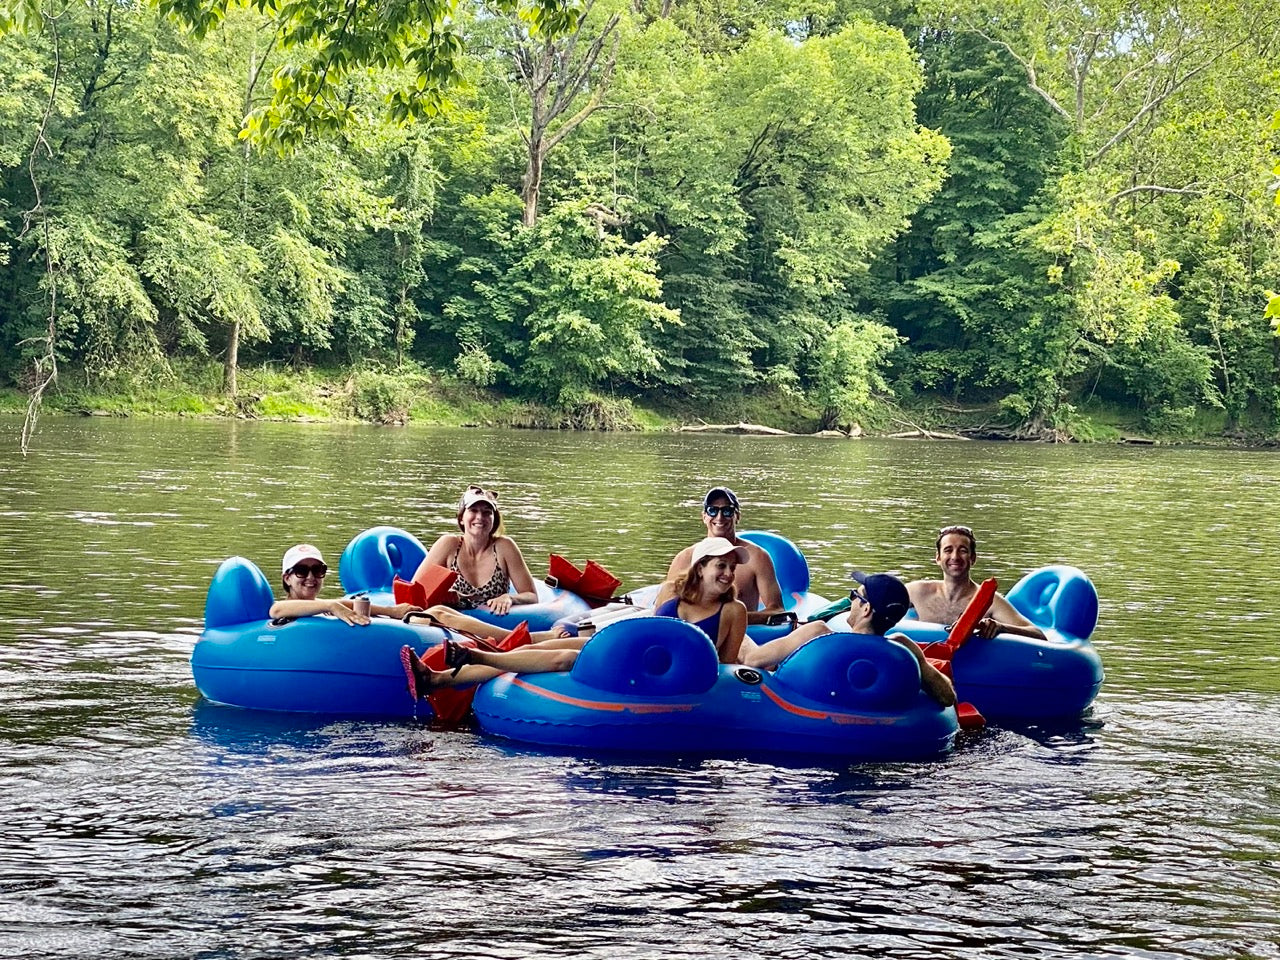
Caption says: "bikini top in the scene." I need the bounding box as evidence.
[449,541,510,609]
[655,597,725,646]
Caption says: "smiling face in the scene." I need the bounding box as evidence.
[935,531,976,581]
[459,501,497,539]
[284,561,327,599]
[697,555,738,596]
[701,496,739,539]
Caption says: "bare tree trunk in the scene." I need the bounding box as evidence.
[224,27,275,398]
[510,4,620,228]
[522,142,545,227]
[224,319,240,396]
[19,13,62,456]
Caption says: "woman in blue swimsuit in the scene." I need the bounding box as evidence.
[417,484,539,615]
[650,536,749,663]
[401,537,750,695]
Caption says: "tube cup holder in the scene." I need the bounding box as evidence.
[734,666,763,685]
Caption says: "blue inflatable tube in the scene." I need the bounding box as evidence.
[192,556,448,717]
[471,616,958,761]
[877,565,1104,721]
[338,526,591,631]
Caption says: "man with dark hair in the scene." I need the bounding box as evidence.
[737,570,956,707]
[664,486,785,625]
[907,525,1046,640]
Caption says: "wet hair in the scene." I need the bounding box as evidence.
[674,555,738,605]
[935,524,977,555]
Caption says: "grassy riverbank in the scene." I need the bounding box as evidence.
[1,360,1273,444]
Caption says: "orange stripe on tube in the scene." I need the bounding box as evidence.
[761,685,893,725]
[510,677,695,714]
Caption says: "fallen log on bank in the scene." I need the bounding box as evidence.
[887,429,971,441]
[679,422,794,436]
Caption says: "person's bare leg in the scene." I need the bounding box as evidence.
[424,605,510,640]
[462,646,578,673]
[525,635,588,651]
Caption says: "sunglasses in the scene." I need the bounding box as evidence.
[290,563,328,579]
[939,525,974,538]
[704,505,738,519]
[849,588,869,606]
[466,485,499,501]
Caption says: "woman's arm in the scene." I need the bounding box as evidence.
[268,597,369,625]
[716,601,748,664]
[370,602,422,620]
[421,534,459,569]
[485,537,538,613]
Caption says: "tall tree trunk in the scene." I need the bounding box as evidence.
[510,4,620,228]
[224,319,240,397]
[522,142,545,228]
[224,30,273,398]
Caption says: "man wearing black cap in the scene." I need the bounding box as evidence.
[664,486,786,625]
[738,570,957,707]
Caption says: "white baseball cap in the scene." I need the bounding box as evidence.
[690,536,749,567]
[459,485,499,511]
[282,543,325,574]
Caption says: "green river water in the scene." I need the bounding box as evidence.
[0,416,1276,959]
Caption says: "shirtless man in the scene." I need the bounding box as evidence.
[906,525,1046,640]
[665,487,785,625]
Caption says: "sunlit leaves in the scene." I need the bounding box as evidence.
[143,0,582,150]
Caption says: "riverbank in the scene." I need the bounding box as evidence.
[2,360,1274,444]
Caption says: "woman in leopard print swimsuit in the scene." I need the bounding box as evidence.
[418,484,539,615]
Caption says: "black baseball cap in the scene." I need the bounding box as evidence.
[850,571,911,634]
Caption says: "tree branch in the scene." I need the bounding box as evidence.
[20,8,64,456]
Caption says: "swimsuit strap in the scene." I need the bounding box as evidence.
[451,541,509,608]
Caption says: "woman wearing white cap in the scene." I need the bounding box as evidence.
[650,536,749,663]
[270,544,421,625]
[417,484,538,615]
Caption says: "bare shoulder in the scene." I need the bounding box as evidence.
[494,535,522,555]
[667,545,694,577]
[742,540,775,569]
[425,533,461,561]
[906,579,941,601]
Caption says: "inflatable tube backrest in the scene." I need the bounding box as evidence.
[339,526,427,595]
[570,616,720,697]
[204,557,274,628]
[772,632,921,713]
[739,530,810,601]
[1005,565,1099,641]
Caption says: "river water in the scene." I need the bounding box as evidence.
[0,417,1277,959]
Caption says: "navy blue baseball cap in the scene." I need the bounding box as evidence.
[850,571,910,634]
[703,487,739,510]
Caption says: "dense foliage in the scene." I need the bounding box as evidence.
[2,0,1278,436]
